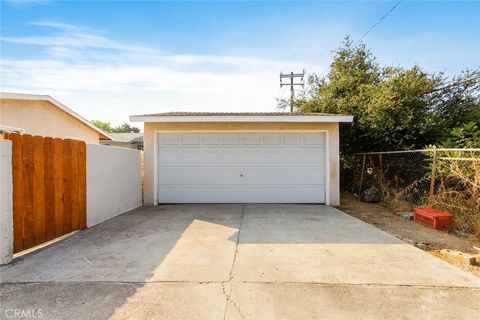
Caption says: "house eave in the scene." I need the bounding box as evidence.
[129,115,354,123]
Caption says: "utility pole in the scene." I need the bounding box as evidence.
[280,69,305,112]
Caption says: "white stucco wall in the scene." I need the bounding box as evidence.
[86,144,142,227]
[0,139,13,265]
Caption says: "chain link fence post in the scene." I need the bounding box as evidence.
[358,153,366,194]
[428,146,437,206]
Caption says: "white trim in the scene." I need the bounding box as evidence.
[1,92,113,140]
[154,130,332,132]
[324,130,330,205]
[131,115,353,123]
[153,131,159,206]
[153,130,330,205]
[0,126,25,134]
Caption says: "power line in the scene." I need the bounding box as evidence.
[310,1,402,79]
[279,1,403,106]
[281,6,324,72]
[277,84,287,102]
[304,1,370,75]
[280,84,287,98]
[355,0,402,45]
[431,72,480,92]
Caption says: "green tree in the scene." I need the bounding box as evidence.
[430,70,480,141]
[297,37,441,154]
[91,120,113,133]
[293,37,479,192]
[365,66,440,150]
[442,122,480,148]
[112,123,140,133]
[297,38,480,154]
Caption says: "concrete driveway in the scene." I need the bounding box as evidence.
[1,205,479,319]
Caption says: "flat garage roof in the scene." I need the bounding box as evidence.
[130,112,353,123]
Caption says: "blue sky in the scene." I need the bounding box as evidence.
[1,0,479,125]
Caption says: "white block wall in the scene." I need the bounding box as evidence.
[0,139,13,265]
[86,144,142,227]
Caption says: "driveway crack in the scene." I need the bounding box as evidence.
[222,204,246,320]
[229,204,245,281]
[221,281,246,320]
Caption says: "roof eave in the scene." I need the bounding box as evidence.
[129,115,354,123]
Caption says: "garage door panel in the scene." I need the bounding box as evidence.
[208,168,247,184]
[202,150,223,165]
[157,132,327,203]
[183,168,219,184]
[170,149,222,166]
[159,185,325,203]
[282,168,325,184]
[159,133,181,145]
[158,150,179,165]
[243,133,262,145]
[282,150,308,164]
[180,150,204,165]
[223,150,260,166]
[202,133,221,145]
[222,133,241,145]
[262,150,283,165]
[263,133,282,145]
[159,149,203,165]
[158,187,184,202]
[303,132,325,145]
[260,167,324,185]
[181,133,201,145]
[282,133,302,145]
[262,186,325,203]
[237,168,262,184]
[158,168,181,184]
[242,150,263,164]
[222,150,244,165]
[159,167,324,186]
[303,149,326,166]
[181,186,260,203]
[261,168,285,184]
[159,167,229,185]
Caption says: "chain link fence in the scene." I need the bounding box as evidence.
[352,148,480,237]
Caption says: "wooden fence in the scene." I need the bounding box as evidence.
[4,133,86,253]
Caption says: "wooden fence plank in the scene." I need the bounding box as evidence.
[22,135,35,249]
[44,137,56,241]
[33,135,46,245]
[8,134,25,253]
[53,138,64,238]
[78,141,87,229]
[71,140,80,231]
[62,139,73,234]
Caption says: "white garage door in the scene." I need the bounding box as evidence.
[157,132,326,203]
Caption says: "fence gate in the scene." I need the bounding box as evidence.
[4,133,86,253]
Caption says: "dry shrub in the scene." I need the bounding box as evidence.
[355,150,480,238]
[429,151,480,236]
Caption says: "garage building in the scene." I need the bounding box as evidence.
[130,112,353,206]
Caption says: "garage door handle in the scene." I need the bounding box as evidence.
[240,174,244,177]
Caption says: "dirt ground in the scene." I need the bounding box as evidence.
[339,192,480,276]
